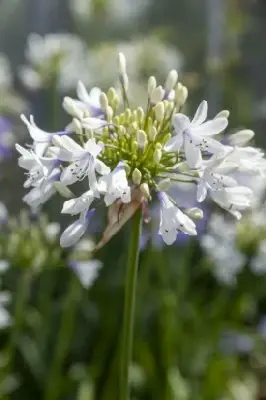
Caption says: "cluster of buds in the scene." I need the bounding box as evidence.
[16,52,266,249]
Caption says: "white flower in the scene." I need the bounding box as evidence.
[210,186,253,220]
[60,209,95,248]
[21,114,70,156]
[224,146,266,176]
[158,192,197,245]
[61,189,98,215]
[16,144,59,189]
[197,155,238,202]
[23,168,61,211]
[63,82,104,120]
[165,100,228,168]
[53,135,110,188]
[98,162,131,206]
[70,259,102,289]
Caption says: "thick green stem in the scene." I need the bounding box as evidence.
[120,208,142,400]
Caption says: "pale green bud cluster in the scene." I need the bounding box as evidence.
[92,70,187,192]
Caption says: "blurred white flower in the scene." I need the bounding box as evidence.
[0,260,9,273]
[20,33,91,91]
[70,0,150,25]
[70,259,102,289]
[201,214,245,285]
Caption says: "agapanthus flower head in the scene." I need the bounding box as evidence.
[16,52,265,248]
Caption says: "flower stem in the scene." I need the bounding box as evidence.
[120,208,142,400]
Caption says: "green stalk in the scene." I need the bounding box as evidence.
[119,209,142,400]
[1,269,32,399]
[44,274,81,400]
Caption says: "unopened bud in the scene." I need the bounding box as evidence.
[118,125,126,137]
[124,108,132,123]
[136,107,145,124]
[148,76,157,97]
[140,183,151,199]
[99,92,108,111]
[106,106,113,121]
[175,83,188,107]
[228,129,254,146]
[185,207,204,220]
[165,69,178,92]
[154,102,165,122]
[118,52,127,76]
[215,110,230,119]
[107,87,117,103]
[73,118,82,135]
[157,178,171,191]
[155,142,162,150]
[153,148,162,164]
[161,133,172,146]
[132,168,142,185]
[136,130,147,150]
[85,128,94,139]
[150,85,164,104]
[148,126,157,142]
[176,161,190,173]
[63,97,83,119]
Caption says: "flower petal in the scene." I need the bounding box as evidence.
[193,117,228,136]
[60,218,89,248]
[191,100,208,125]
[197,181,208,202]
[172,113,190,135]
[184,137,202,168]
[164,133,183,152]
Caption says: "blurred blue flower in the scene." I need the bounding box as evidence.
[0,117,13,159]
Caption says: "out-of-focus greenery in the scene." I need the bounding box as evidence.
[0,0,266,399]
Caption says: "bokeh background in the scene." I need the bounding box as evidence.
[1,0,266,399]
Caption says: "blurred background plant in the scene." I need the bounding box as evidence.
[0,0,266,399]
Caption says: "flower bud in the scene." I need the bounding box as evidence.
[148,76,157,97]
[73,118,82,135]
[184,207,204,220]
[148,126,157,142]
[124,108,132,123]
[157,178,171,191]
[215,109,230,119]
[118,52,127,76]
[154,102,165,122]
[107,87,117,103]
[137,130,147,150]
[63,97,83,119]
[165,69,178,92]
[175,83,188,107]
[228,129,254,146]
[153,148,162,164]
[150,85,164,104]
[106,106,113,121]
[132,168,142,185]
[136,107,145,124]
[99,92,108,111]
[140,183,151,199]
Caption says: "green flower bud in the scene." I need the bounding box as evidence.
[150,85,164,104]
[175,83,188,106]
[132,168,142,185]
[99,92,108,111]
[136,130,147,150]
[154,102,165,122]
[148,126,157,142]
